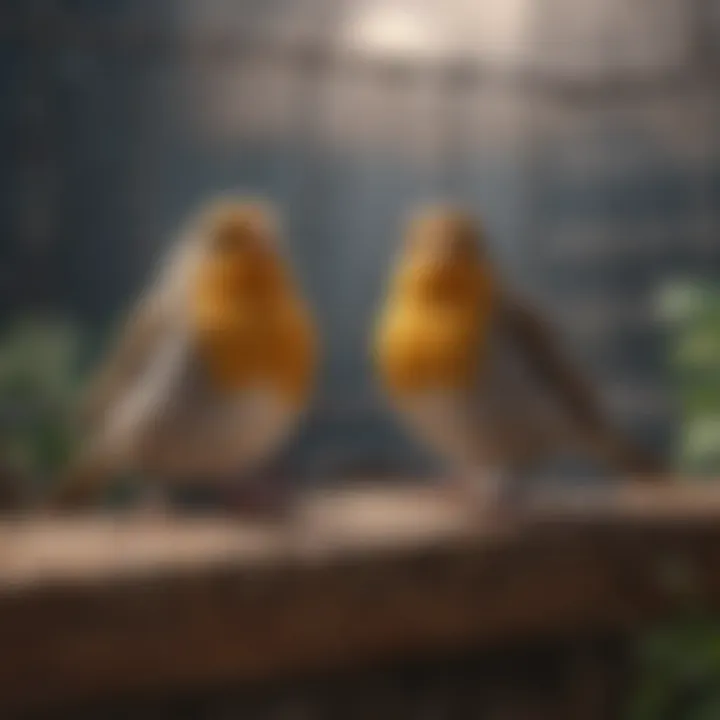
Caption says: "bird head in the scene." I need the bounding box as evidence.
[195,198,288,303]
[394,206,492,305]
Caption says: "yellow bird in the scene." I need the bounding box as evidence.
[48,197,318,513]
[374,205,664,516]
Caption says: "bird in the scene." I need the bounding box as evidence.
[373,205,665,518]
[46,197,318,515]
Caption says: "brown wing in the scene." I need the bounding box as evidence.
[79,237,199,429]
[498,291,666,479]
[41,302,168,512]
[79,297,167,430]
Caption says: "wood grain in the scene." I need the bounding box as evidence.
[1,481,720,715]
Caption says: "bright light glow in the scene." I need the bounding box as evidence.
[344,3,447,59]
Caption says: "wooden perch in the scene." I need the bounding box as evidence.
[1,481,720,716]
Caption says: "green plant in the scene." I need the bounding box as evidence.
[631,613,720,720]
[629,281,720,719]
[659,282,720,475]
[0,317,88,498]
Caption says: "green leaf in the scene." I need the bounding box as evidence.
[0,317,88,476]
[657,284,713,324]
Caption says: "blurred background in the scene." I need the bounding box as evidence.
[2,0,720,716]
[2,0,720,492]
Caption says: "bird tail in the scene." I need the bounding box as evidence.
[591,429,670,482]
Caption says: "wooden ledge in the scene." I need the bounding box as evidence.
[2,482,720,714]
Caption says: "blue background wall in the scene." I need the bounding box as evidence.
[2,0,719,478]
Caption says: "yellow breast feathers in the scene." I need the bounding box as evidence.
[189,205,317,406]
[375,261,494,396]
